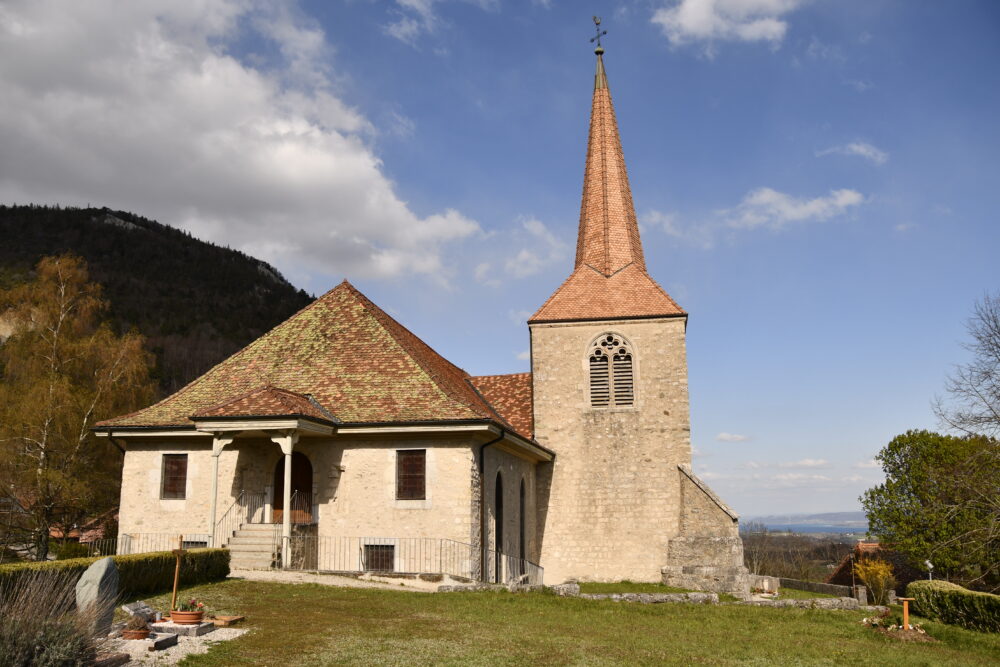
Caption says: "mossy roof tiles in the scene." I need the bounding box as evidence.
[469,373,533,439]
[98,281,525,436]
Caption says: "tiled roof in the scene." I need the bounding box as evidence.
[192,386,336,422]
[530,264,684,323]
[531,51,684,324]
[469,373,533,439]
[97,282,528,438]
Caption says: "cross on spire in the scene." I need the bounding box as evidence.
[590,16,607,52]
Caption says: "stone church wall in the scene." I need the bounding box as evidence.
[531,316,690,584]
[482,445,539,565]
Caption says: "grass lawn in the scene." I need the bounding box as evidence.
[140,580,1000,666]
[778,587,837,600]
[577,581,698,595]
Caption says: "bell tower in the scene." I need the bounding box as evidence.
[530,30,749,596]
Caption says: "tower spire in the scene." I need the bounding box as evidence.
[576,25,645,277]
[529,29,684,324]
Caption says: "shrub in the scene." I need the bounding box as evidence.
[0,569,106,666]
[854,558,896,605]
[0,548,230,598]
[908,580,1000,632]
[53,541,90,560]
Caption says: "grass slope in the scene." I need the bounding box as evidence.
[136,580,1000,666]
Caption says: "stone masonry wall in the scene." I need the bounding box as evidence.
[531,317,690,584]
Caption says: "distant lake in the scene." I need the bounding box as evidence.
[764,523,868,534]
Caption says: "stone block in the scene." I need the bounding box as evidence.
[76,557,119,637]
[149,632,179,651]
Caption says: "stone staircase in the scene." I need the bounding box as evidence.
[225,524,279,570]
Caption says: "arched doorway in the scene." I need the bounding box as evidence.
[273,452,313,524]
[494,472,504,583]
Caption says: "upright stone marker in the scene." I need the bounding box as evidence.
[76,557,119,636]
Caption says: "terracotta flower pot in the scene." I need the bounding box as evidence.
[122,629,150,640]
[170,610,204,625]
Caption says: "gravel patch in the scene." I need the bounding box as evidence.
[109,628,247,665]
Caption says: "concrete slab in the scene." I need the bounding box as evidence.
[149,620,216,637]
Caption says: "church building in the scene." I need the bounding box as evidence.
[96,45,750,597]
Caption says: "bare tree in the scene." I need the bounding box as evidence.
[936,292,1000,437]
[740,520,771,575]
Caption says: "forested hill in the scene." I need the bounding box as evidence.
[0,205,314,394]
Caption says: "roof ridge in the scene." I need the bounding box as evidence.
[470,371,532,380]
[338,283,495,421]
[97,282,343,427]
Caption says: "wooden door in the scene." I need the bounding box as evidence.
[273,452,313,524]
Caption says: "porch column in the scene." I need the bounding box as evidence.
[208,435,235,547]
[271,431,299,568]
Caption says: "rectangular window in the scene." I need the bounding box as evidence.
[363,544,395,571]
[396,449,426,500]
[161,454,188,499]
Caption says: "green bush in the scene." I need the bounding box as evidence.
[908,579,1000,632]
[0,548,230,598]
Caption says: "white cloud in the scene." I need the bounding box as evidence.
[771,472,831,482]
[503,217,568,278]
[778,458,830,468]
[853,458,880,469]
[651,0,804,55]
[816,142,889,165]
[383,0,497,47]
[515,350,530,361]
[0,0,479,284]
[716,432,750,442]
[845,79,874,92]
[474,262,501,287]
[725,188,864,230]
[508,309,531,325]
[894,223,915,233]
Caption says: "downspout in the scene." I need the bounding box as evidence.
[107,432,126,455]
[478,429,504,582]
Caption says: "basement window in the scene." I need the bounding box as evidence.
[363,544,395,572]
[396,449,426,500]
[589,333,634,408]
[160,454,188,499]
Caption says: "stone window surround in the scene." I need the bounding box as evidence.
[160,453,188,500]
[584,331,639,411]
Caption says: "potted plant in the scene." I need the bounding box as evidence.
[170,598,206,625]
[122,614,150,640]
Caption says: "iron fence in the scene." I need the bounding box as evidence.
[84,532,212,557]
[280,535,543,585]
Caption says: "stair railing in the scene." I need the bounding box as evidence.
[214,490,266,547]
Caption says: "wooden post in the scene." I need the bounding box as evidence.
[170,534,186,612]
[899,597,915,630]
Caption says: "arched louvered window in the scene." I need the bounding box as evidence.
[589,333,634,407]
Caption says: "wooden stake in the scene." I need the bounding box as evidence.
[899,597,915,631]
[170,534,185,612]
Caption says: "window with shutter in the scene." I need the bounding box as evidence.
[589,334,635,408]
[396,450,426,500]
[161,454,187,499]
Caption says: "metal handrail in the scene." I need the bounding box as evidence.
[214,490,266,547]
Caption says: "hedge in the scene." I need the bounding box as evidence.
[907,580,1000,632]
[0,548,230,598]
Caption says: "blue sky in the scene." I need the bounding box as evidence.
[1,1,997,515]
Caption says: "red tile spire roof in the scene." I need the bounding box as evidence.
[530,49,685,324]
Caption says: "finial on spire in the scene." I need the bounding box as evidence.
[590,16,607,54]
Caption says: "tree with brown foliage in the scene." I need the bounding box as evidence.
[0,255,155,560]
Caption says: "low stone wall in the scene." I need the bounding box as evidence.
[741,597,886,612]
[779,578,851,597]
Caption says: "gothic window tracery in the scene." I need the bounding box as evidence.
[589,333,634,407]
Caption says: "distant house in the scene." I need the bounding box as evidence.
[827,541,923,593]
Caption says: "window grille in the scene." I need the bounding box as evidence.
[589,334,634,407]
[161,454,187,499]
[396,450,426,500]
[363,544,395,571]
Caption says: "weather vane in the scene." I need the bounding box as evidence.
[590,16,607,50]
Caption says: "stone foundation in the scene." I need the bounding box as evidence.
[661,536,751,600]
